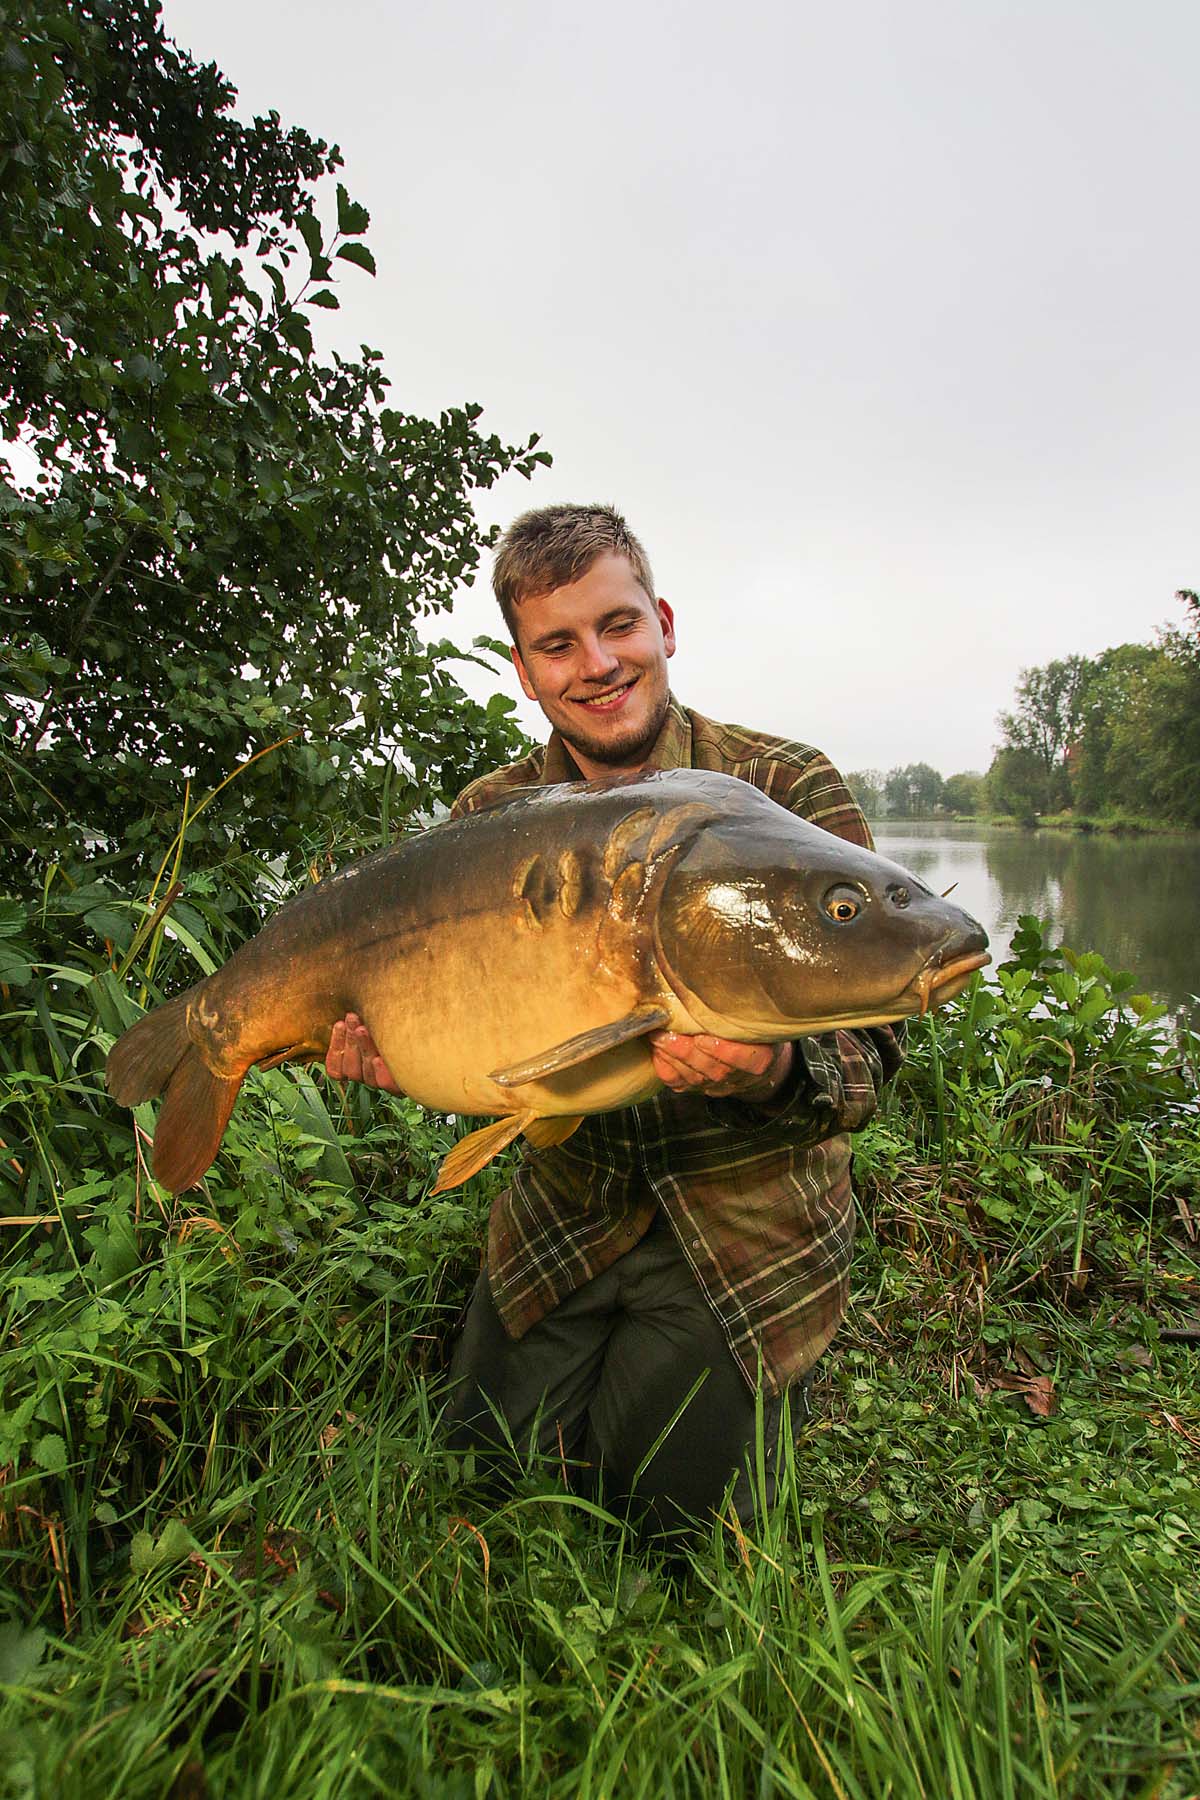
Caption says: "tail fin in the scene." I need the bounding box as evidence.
[152,1050,243,1193]
[106,992,193,1105]
[106,991,243,1191]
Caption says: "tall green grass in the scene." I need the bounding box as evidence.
[1,868,1197,1796]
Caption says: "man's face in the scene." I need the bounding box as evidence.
[510,552,677,777]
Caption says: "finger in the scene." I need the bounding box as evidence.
[332,1023,372,1085]
[651,1042,724,1091]
[695,1035,775,1077]
[367,1054,403,1096]
[671,1037,746,1084]
[326,1019,348,1079]
[345,1023,376,1086]
[649,1041,700,1089]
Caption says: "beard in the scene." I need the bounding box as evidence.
[557,685,671,769]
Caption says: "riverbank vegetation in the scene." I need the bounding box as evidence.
[1,868,1197,1796]
[850,590,1200,831]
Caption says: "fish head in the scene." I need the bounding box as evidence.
[653,812,990,1037]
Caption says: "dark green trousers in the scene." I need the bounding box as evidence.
[444,1208,810,1537]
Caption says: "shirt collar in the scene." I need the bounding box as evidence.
[540,695,692,784]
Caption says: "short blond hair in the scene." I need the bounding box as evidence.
[492,504,655,640]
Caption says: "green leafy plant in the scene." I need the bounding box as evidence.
[1,0,545,885]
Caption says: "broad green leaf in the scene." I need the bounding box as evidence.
[131,1518,192,1576]
[0,900,29,938]
[0,944,32,984]
[335,241,376,275]
[32,1433,67,1475]
[295,209,323,261]
[335,182,370,235]
[0,1623,46,1686]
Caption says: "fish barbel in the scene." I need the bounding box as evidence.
[106,769,989,1193]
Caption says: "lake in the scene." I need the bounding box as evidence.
[870,820,1200,1028]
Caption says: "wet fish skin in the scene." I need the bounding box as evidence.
[105,769,989,1193]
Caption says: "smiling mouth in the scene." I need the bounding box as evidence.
[575,679,636,711]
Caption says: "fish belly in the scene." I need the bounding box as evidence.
[352,914,683,1119]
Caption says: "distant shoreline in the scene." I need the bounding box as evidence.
[866,813,1197,838]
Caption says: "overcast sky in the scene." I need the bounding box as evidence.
[166,0,1199,779]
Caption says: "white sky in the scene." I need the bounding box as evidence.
[164,0,1199,778]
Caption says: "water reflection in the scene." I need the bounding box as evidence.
[872,822,1200,1024]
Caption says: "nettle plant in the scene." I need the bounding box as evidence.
[859,916,1199,1296]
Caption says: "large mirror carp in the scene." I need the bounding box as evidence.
[106,769,989,1194]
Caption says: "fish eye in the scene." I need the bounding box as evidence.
[822,884,863,923]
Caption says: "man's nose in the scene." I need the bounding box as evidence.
[577,635,620,681]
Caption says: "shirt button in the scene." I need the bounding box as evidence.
[692,1237,700,1249]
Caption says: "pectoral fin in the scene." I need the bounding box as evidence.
[489,1005,670,1089]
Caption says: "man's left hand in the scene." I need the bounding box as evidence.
[649,1032,794,1102]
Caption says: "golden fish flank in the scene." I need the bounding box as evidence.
[105,769,990,1197]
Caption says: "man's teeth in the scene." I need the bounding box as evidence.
[579,683,632,709]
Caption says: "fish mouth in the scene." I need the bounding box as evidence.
[912,949,992,1017]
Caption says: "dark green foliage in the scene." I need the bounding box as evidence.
[1,893,1197,1794]
[988,600,1200,825]
[0,0,546,879]
[941,769,983,815]
[864,915,1198,1299]
[994,657,1090,816]
[883,761,944,819]
[986,743,1052,825]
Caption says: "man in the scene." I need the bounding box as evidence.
[327,504,901,1535]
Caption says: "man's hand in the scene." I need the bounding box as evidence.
[649,1032,794,1102]
[325,1013,403,1094]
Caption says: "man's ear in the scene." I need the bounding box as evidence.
[657,598,676,658]
[511,643,538,703]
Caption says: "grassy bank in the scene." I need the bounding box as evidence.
[2,900,1198,1796]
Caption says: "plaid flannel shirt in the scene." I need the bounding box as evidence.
[451,698,903,1394]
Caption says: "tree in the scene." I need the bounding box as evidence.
[845,769,887,817]
[1071,643,1161,814]
[0,0,547,879]
[942,771,983,816]
[884,763,944,818]
[984,746,1046,824]
[994,656,1090,813]
[1108,602,1200,825]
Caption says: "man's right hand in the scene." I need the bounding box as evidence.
[325,1013,403,1094]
